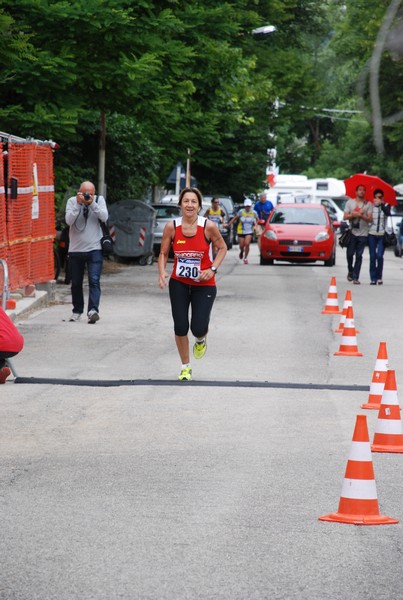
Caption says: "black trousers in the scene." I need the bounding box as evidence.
[169,278,217,338]
[0,351,18,368]
[346,235,368,280]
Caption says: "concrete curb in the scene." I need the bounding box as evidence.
[6,290,49,321]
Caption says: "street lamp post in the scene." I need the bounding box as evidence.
[251,25,278,187]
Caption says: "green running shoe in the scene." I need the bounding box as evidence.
[193,339,207,359]
[178,366,192,381]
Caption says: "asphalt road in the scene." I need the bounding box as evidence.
[1,243,403,600]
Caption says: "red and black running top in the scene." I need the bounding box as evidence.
[170,216,215,286]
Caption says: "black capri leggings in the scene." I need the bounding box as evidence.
[169,278,217,338]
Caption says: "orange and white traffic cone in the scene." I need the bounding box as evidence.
[319,415,398,525]
[334,305,362,356]
[371,370,403,453]
[335,290,356,333]
[361,342,388,410]
[322,276,342,314]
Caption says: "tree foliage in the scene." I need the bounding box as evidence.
[1,0,402,205]
[301,0,403,183]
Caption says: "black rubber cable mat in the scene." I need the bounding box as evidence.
[14,377,369,391]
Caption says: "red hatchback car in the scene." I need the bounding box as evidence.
[260,203,337,266]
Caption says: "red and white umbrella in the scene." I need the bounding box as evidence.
[344,174,397,206]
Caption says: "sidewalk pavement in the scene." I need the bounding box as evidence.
[5,257,121,322]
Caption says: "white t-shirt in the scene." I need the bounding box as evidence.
[345,198,372,237]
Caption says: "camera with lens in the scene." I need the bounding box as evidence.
[83,192,91,201]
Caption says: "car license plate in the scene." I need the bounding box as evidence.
[287,245,304,252]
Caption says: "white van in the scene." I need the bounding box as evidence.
[315,196,347,225]
[264,174,312,206]
[308,178,345,200]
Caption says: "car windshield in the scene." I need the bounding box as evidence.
[270,207,327,225]
[154,206,180,218]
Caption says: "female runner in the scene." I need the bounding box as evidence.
[158,187,227,380]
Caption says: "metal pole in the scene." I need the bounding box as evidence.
[186,148,191,187]
[0,259,9,310]
[175,163,181,195]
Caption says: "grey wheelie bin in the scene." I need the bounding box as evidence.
[108,200,156,264]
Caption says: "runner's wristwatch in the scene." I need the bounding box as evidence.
[210,265,217,273]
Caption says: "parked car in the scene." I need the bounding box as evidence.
[385,197,403,255]
[160,193,179,204]
[203,195,235,249]
[152,203,181,255]
[260,203,337,266]
[201,201,233,249]
[394,226,403,257]
[204,195,235,220]
[153,198,232,254]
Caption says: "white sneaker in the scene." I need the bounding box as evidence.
[88,309,100,324]
[69,313,81,322]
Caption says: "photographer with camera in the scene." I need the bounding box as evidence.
[65,181,108,323]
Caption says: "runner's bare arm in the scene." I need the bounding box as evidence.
[158,221,175,288]
[198,221,227,282]
[225,214,238,228]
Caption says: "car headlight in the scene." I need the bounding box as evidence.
[264,230,277,241]
[315,231,330,242]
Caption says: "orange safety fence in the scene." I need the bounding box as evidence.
[0,141,7,296]
[0,141,55,293]
[0,142,6,253]
[29,145,55,284]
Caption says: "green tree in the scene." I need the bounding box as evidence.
[305,0,403,183]
[3,0,384,201]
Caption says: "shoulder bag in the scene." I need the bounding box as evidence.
[383,229,397,248]
[95,196,114,256]
[383,216,397,248]
[99,220,114,256]
[338,227,352,248]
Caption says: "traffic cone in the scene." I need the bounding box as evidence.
[361,342,388,410]
[319,415,398,525]
[322,276,342,314]
[335,290,354,333]
[371,370,403,453]
[334,305,362,356]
